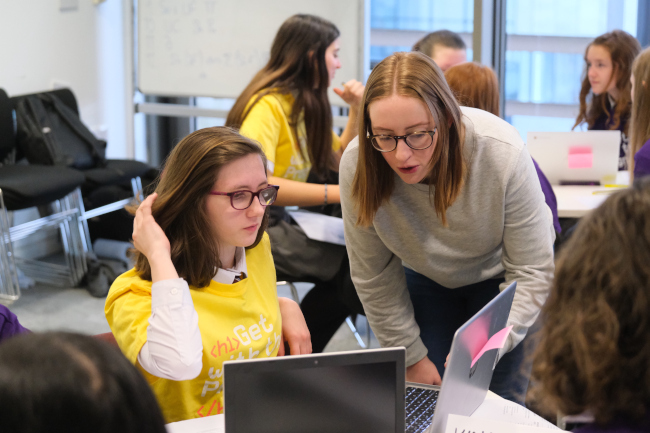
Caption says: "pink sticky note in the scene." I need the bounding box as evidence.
[470,325,513,368]
[568,146,593,169]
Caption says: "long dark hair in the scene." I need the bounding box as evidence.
[226,14,340,177]
[531,177,650,424]
[573,30,641,133]
[353,52,465,227]
[131,127,270,288]
[0,332,167,433]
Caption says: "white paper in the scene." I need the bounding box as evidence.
[288,210,345,246]
[471,393,560,430]
[165,414,224,433]
[448,413,563,433]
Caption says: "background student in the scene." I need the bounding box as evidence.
[531,178,650,432]
[0,331,167,433]
[412,29,467,71]
[226,14,365,353]
[444,61,561,236]
[628,47,650,180]
[0,304,28,342]
[105,127,310,423]
[573,30,641,170]
[340,52,555,405]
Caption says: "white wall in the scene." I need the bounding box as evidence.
[1,0,132,159]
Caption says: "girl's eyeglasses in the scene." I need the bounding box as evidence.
[369,128,437,152]
[210,185,279,210]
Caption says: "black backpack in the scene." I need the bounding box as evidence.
[14,93,106,169]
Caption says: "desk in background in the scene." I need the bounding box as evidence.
[554,171,629,218]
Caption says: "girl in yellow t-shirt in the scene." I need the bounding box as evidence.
[226,14,365,353]
[105,127,311,423]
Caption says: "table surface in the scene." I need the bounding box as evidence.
[164,391,559,433]
[553,171,629,218]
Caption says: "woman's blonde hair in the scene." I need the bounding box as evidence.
[131,127,270,288]
[444,62,500,117]
[352,51,465,227]
[531,178,650,424]
[628,47,650,178]
[573,30,641,133]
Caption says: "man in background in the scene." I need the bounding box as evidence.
[412,29,467,71]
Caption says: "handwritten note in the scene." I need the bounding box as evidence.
[470,393,560,430]
[568,146,593,169]
[447,413,564,433]
[471,326,512,368]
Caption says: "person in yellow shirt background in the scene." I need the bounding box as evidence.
[226,14,366,352]
[105,127,311,423]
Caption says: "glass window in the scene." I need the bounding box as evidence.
[370,0,473,67]
[504,0,639,140]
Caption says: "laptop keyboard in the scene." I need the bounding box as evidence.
[405,386,439,433]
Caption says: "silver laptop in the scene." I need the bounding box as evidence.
[406,281,517,433]
[223,282,516,433]
[527,131,621,185]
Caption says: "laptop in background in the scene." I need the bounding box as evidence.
[527,131,621,185]
[224,347,406,433]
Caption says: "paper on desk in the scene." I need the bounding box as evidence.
[471,325,512,367]
[471,393,560,430]
[165,414,224,433]
[288,211,345,246]
[447,414,564,433]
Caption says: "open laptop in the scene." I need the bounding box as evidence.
[527,131,621,185]
[223,282,516,433]
[407,281,517,433]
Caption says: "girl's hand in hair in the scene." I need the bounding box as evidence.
[406,356,442,386]
[277,297,312,356]
[133,193,171,262]
[334,79,365,112]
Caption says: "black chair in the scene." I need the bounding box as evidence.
[11,88,154,252]
[0,88,87,302]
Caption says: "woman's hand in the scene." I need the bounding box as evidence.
[277,297,312,356]
[406,356,442,386]
[133,193,170,260]
[333,79,365,113]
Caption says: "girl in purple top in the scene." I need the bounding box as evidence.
[629,48,650,180]
[0,304,28,342]
[573,31,641,171]
[531,179,650,433]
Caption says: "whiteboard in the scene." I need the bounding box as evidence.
[137,0,369,101]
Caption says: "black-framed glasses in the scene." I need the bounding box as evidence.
[369,128,437,152]
[209,185,279,210]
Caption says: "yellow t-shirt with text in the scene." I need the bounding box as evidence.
[239,91,341,182]
[105,234,281,423]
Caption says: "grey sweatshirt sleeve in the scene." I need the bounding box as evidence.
[500,144,555,353]
[340,145,428,367]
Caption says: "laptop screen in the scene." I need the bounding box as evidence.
[224,348,406,433]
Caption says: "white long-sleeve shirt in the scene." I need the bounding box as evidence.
[137,248,247,380]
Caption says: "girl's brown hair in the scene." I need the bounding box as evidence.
[573,30,641,133]
[628,47,650,178]
[531,178,650,424]
[131,127,270,288]
[226,14,340,178]
[352,51,465,227]
[444,62,500,117]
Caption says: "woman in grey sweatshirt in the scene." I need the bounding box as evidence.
[340,52,555,404]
